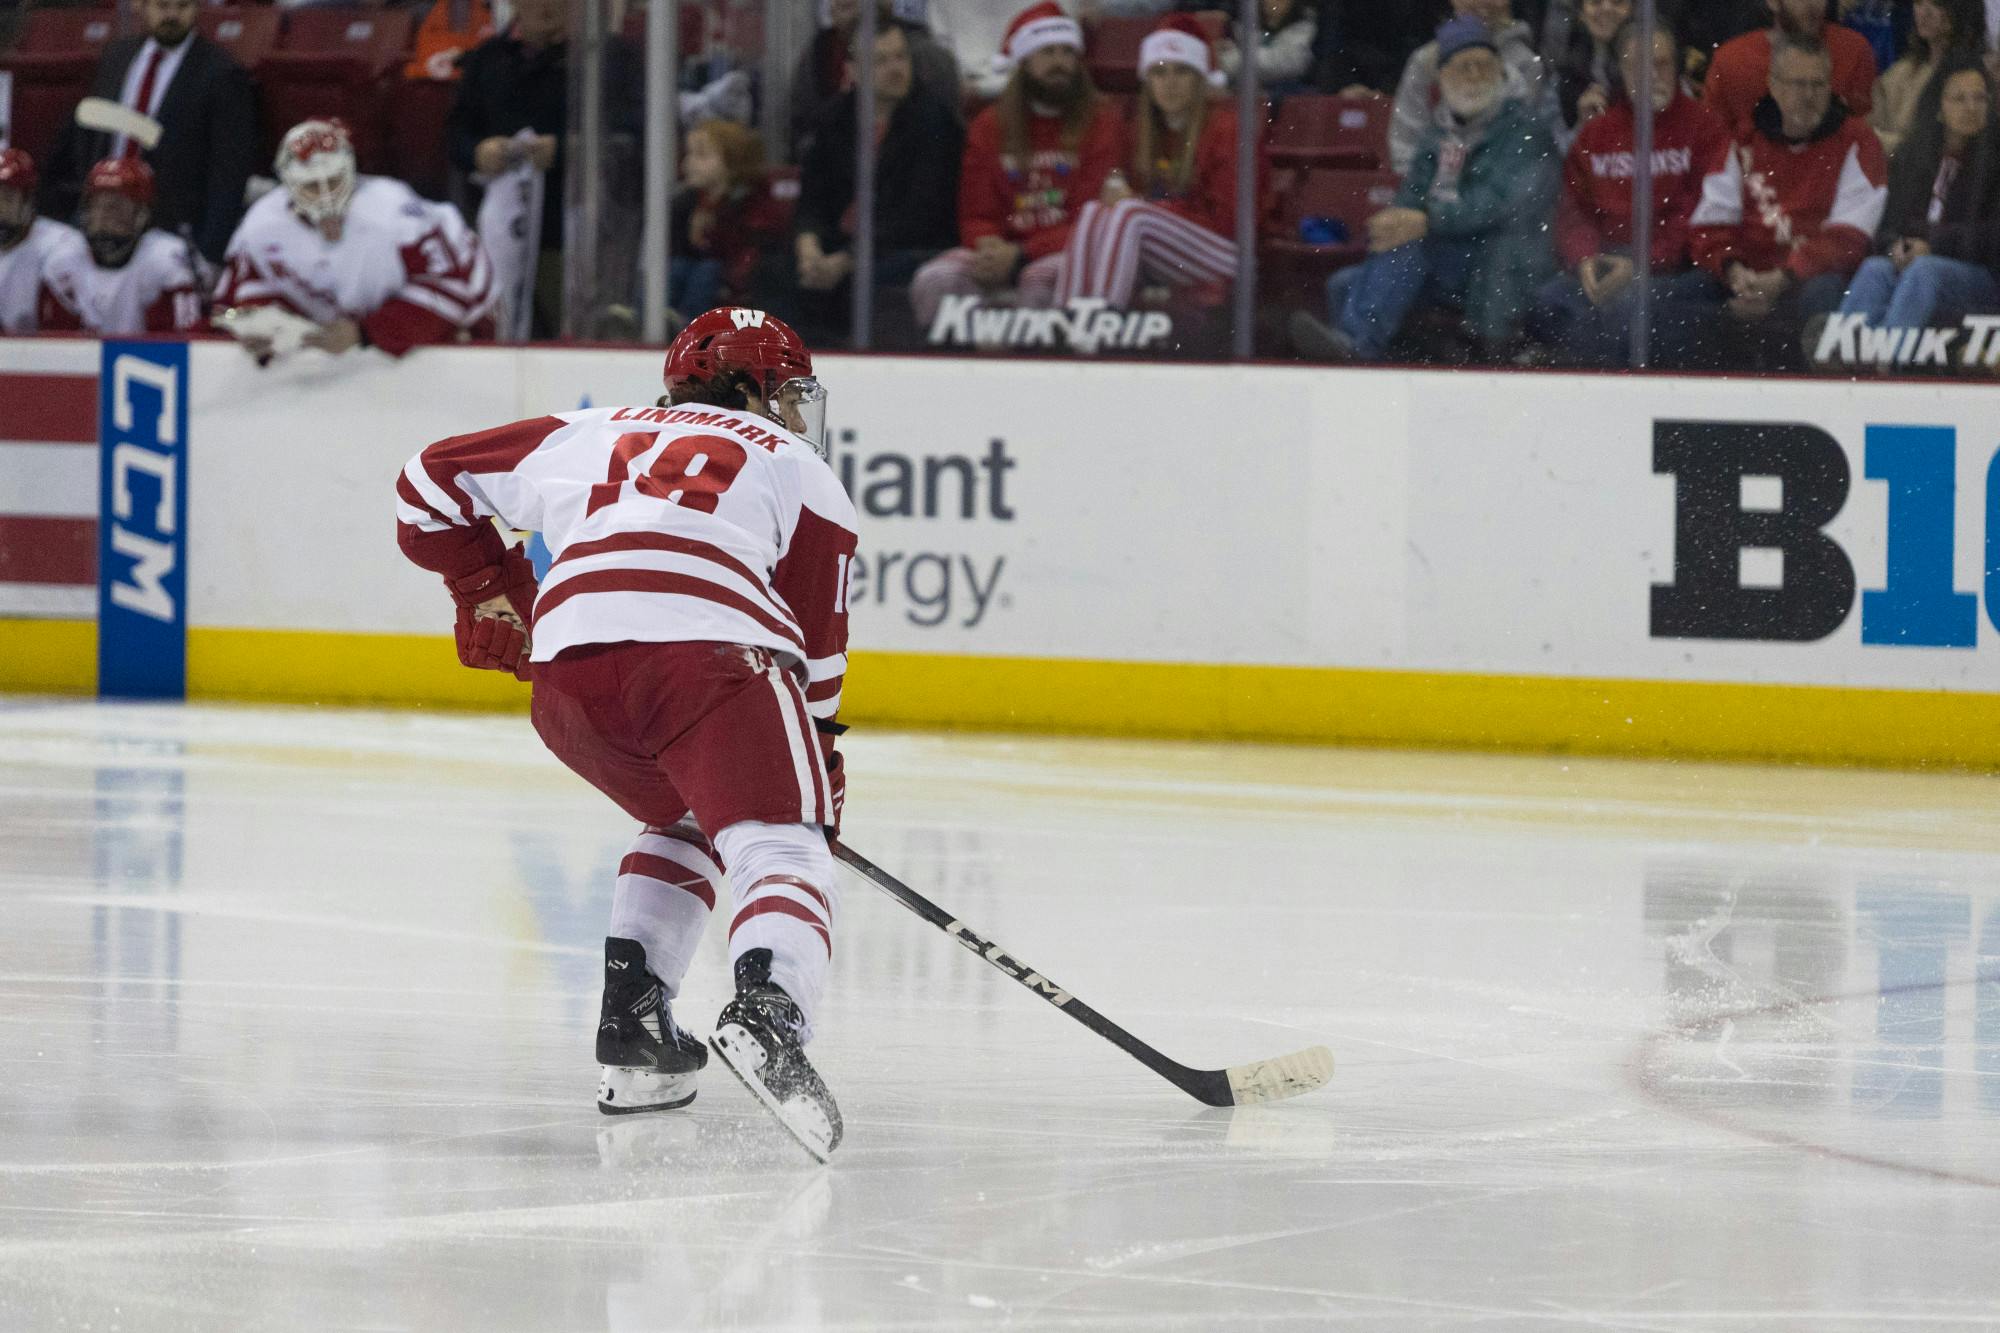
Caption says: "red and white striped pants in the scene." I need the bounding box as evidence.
[1055,199,1237,308]
[910,247,1065,326]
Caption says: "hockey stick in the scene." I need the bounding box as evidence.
[76,97,162,151]
[831,842,1334,1107]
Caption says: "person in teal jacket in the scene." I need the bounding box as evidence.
[1291,16,1558,362]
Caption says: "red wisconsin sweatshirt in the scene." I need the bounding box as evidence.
[1556,93,1736,271]
[1689,98,1888,282]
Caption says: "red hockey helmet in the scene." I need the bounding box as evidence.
[662,307,826,450]
[85,156,156,207]
[0,147,37,195]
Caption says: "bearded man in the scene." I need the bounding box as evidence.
[907,2,1120,326]
[1290,17,1559,363]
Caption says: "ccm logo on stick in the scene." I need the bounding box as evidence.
[944,920,1073,1005]
[97,342,189,698]
[1652,419,1999,647]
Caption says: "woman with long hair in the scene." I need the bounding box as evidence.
[1871,0,1987,155]
[1551,0,1631,130]
[1831,58,1997,351]
[1052,16,1246,311]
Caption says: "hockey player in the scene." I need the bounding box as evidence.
[0,149,80,335]
[214,119,497,360]
[38,158,202,335]
[394,309,857,1161]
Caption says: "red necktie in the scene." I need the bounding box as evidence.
[122,46,165,159]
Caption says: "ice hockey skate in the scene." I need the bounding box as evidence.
[595,937,708,1115]
[709,948,843,1162]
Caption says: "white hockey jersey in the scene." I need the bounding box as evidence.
[397,404,858,720]
[215,176,497,357]
[39,228,202,335]
[0,218,81,334]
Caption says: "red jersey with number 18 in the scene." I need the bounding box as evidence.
[396,403,858,723]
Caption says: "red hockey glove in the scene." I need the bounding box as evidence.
[444,543,538,620]
[822,748,845,838]
[455,603,532,679]
[444,544,538,681]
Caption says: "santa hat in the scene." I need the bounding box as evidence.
[992,2,1083,74]
[1138,14,1225,89]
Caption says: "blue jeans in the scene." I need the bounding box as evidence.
[670,256,724,318]
[1838,254,2000,332]
[1325,239,1477,360]
[1529,268,1721,367]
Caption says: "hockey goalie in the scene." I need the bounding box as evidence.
[214,118,496,361]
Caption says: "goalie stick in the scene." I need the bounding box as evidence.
[831,842,1334,1107]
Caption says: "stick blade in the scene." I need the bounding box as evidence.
[76,96,163,150]
[1225,1045,1334,1106]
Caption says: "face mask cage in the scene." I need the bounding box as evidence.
[281,151,356,226]
[775,377,829,455]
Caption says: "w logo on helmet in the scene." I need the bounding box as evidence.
[728,309,769,331]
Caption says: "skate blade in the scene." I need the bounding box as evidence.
[597,1065,699,1116]
[709,1025,838,1164]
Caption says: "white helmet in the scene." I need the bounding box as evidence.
[276,118,357,226]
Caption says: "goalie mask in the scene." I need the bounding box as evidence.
[81,157,153,269]
[662,308,828,453]
[276,118,358,227]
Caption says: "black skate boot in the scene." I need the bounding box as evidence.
[709,948,843,1161]
[596,937,708,1115]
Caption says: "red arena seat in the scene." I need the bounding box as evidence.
[256,8,415,172]
[1267,94,1390,169]
[1260,167,1401,307]
[0,9,117,165]
[1084,16,1152,94]
[198,7,282,73]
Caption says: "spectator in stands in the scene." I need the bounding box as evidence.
[1218,0,1319,96]
[1549,0,1630,132]
[39,158,202,335]
[1872,0,1985,154]
[1678,0,1769,70]
[1390,0,1561,174]
[38,0,256,267]
[1054,16,1247,310]
[909,3,1121,325]
[1686,34,1888,361]
[449,0,580,338]
[1703,0,1878,136]
[1291,18,1558,361]
[213,120,496,360]
[0,149,80,335]
[1315,0,1452,95]
[1528,18,1736,365]
[668,121,786,324]
[788,17,963,342]
[1826,58,1995,357]
[406,0,497,83]
[788,0,960,159]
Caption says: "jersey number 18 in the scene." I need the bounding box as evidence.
[586,433,748,518]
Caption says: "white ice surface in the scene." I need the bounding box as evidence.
[2,699,1999,1331]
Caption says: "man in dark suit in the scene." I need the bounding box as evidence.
[39,0,257,266]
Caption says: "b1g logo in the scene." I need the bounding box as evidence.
[1652,419,1996,647]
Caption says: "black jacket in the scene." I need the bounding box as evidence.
[40,33,257,264]
[447,33,568,244]
[1312,0,1450,94]
[794,84,962,255]
[1879,128,1987,247]
[1925,130,2000,272]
